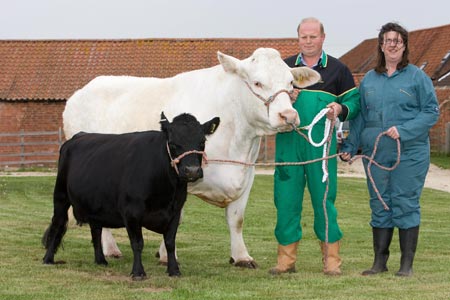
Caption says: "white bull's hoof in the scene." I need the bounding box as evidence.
[155,251,180,266]
[229,257,258,269]
[103,247,122,258]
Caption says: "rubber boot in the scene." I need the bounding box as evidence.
[362,227,394,275]
[269,242,298,275]
[320,241,342,275]
[396,226,419,277]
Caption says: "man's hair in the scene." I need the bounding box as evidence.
[297,17,324,35]
[375,22,409,74]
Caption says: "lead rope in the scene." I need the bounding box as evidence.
[295,108,332,182]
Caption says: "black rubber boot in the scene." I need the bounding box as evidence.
[396,226,419,277]
[362,227,394,275]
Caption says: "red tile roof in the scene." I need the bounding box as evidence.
[0,38,299,101]
[340,24,450,86]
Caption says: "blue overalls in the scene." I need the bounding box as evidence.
[341,64,440,229]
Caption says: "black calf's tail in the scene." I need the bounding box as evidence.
[43,173,71,264]
[42,221,67,249]
[42,214,68,264]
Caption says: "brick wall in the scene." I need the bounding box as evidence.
[0,101,65,132]
[0,101,65,168]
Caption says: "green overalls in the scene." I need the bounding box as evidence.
[274,52,360,245]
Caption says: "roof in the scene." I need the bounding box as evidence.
[0,38,299,101]
[340,23,450,86]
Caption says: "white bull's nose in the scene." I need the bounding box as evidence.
[279,109,300,127]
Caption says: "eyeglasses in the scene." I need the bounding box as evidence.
[383,38,404,46]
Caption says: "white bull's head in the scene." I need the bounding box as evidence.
[217,48,320,134]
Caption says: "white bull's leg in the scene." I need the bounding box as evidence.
[101,228,123,258]
[226,184,257,268]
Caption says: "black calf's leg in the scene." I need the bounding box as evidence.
[164,212,182,276]
[90,225,108,265]
[125,221,146,280]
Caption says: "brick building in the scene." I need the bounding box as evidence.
[0,38,300,167]
[1,24,449,168]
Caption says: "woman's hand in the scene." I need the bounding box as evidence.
[340,152,352,161]
[385,126,400,139]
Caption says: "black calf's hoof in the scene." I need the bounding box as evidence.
[131,274,147,281]
[95,259,108,266]
[169,271,181,277]
[43,259,66,265]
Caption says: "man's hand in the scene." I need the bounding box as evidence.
[326,102,342,120]
[290,88,301,102]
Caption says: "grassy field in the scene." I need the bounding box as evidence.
[1,175,449,300]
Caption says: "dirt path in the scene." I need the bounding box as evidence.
[337,159,450,193]
[255,160,450,193]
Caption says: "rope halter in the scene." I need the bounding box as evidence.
[244,82,295,116]
[166,142,208,175]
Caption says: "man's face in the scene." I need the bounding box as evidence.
[297,21,325,58]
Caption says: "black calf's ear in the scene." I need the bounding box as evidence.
[160,112,170,131]
[202,117,220,135]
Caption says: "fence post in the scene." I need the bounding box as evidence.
[58,127,63,149]
[20,129,25,166]
[445,123,450,154]
[263,136,268,163]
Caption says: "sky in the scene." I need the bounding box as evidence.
[2,0,449,57]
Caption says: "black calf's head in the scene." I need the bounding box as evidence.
[160,112,220,182]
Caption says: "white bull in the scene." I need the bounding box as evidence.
[63,48,320,268]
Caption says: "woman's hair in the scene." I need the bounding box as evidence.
[374,22,409,74]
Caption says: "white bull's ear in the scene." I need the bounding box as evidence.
[217,51,242,75]
[291,67,321,88]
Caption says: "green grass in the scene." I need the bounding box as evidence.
[431,152,450,169]
[1,175,450,300]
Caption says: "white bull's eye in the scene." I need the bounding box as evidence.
[254,81,262,88]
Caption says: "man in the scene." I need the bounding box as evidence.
[271,17,360,275]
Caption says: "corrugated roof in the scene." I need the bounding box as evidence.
[0,38,299,101]
[340,24,450,86]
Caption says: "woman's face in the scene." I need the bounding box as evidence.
[381,31,405,64]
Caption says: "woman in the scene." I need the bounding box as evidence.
[340,22,439,277]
